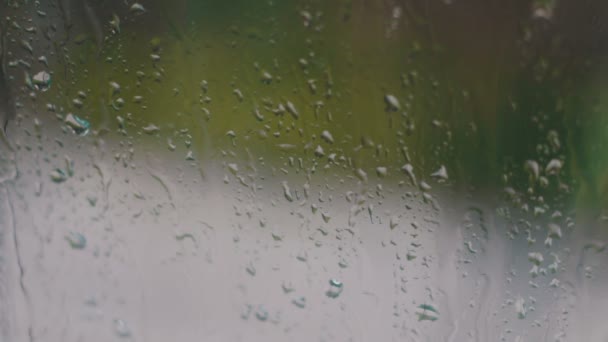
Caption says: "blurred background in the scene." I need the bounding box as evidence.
[1,0,608,341]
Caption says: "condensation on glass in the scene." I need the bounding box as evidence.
[1,0,608,341]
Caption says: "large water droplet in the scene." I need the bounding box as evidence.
[64,114,90,136]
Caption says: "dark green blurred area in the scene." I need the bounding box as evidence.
[4,0,608,209]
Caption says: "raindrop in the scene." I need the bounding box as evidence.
[282,181,294,202]
[110,13,121,33]
[142,124,160,134]
[401,163,417,186]
[515,298,527,319]
[430,165,448,182]
[50,169,68,183]
[32,71,51,91]
[547,223,562,239]
[321,212,331,223]
[185,151,195,161]
[524,160,540,182]
[545,159,563,175]
[320,130,334,144]
[389,215,399,229]
[416,303,439,321]
[384,94,400,111]
[286,101,299,119]
[314,145,325,157]
[355,168,368,182]
[64,114,90,136]
[65,232,86,249]
[292,296,306,309]
[255,306,269,321]
[326,278,343,298]
[109,81,121,95]
[528,252,544,265]
[246,263,257,276]
[130,2,146,14]
[114,319,131,338]
[376,166,388,178]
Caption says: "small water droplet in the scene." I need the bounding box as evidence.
[321,130,334,144]
[376,166,388,178]
[142,124,160,134]
[326,278,343,298]
[384,94,400,111]
[50,169,68,183]
[416,303,439,321]
[255,306,268,321]
[430,165,448,182]
[65,232,86,249]
[515,297,527,319]
[545,159,563,175]
[130,2,146,14]
[113,319,131,338]
[282,181,294,202]
[286,101,299,119]
[292,296,306,309]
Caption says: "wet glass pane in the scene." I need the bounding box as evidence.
[1,0,607,341]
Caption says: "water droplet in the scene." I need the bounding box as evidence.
[113,319,131,338]
[282,181,294,202]
[246,263,256,276]
[32,71,51,91]
[401,163,417,186]
[253,108,264,121]
[261,71,273,83]
[430,165,448,182]
[255,306,269,321]
[321,212,331,223]
[464,241,477,254]
[65,232,86,249]
[292,296,306,309]
[389,215,399,229]
[50,169,68,183]
[64,114,90,136]
[227,163,238,175]
[185,151,195,161]
[384,94,400,111]
[416,303,439,321]
[515,297,527,319]
[109,81,121,95]
[21,40,33,54]
[547,130,560,151]
[130,2,146,14]
[376,166,388,178]
[314,145,325,157]
[286,101,299,119]
[326,278,343,298]
[528,252,544,265]
[142,124,160,134]
[545,159,563,175]
[320,130,334,144]
[110,13,121,33]
[547,223,562,239]
[355,168,368,182]
[524,160,540,182]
